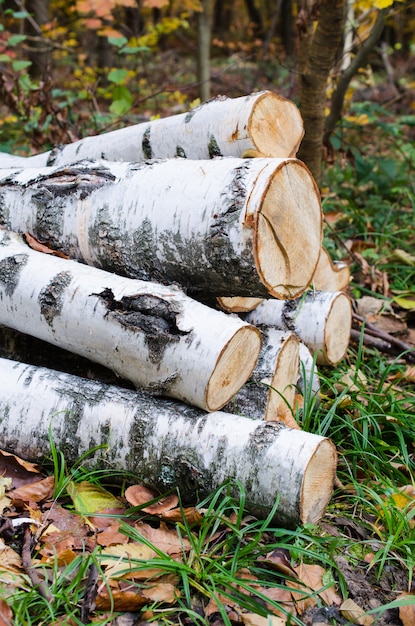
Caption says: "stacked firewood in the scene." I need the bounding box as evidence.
[0,91,351,527]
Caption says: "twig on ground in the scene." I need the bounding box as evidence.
[352,313,415,363]
[81,562,99,624]
[22,526,53,603]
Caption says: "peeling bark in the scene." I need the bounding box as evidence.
[0,157,322,300]
[243,291,352,366]
[0,358,337,526]
[0,231,261,411]
[0,91,304,168]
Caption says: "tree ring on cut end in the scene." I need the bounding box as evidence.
[321,292,352,365]
[206,325,262,412]
[249,92,305,158]
[254,159,323,300]
[301,439,338,525]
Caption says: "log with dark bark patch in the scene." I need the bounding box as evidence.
[0,358,338,527]
[0,157,322,300]
[0,230,261,412]
[0,91,304,168]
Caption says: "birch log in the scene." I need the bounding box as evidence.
[0,358,337,526]
[224,328,300,429]
[0,157,322,299]
[0,91,304,169]
[244,291,352,365]
[217,247,351,312]
[312,247,350,292]
[0,230,261,411]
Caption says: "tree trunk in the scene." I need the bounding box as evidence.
[297,0,347,184]
[0,91,304,167]
[0,230,261,412]
[224,328,300,428]
[0,358,338,526]
[197,0,212,102]
[244,291,352,365]
[0,158,322,300]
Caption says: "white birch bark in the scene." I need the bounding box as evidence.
[244,291,352,365]
[297,343,321,401]
[0,157,322,300]
[0,358,337,526]
[312,247,350,292]
[0,230,261,411]
[0,91,304,169]
[224,328,300,429]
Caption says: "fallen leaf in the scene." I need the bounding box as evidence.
[397,591,415,626]
[392,292,415,311]
[95,582,148,611]
[142,581,178,603]
[257,548,298,578]
[292,563,342,613]
[67,480,125,514]
[390,249,415,266]
[24,232,70,259]
[99,542,158,579]
[0,598,13,626]
[0,450,41,489]
[125,484,178,515]
[389,366,415,383]
[0,538,29,592]
[241,613,285,626]
[340,598,374,625]
[137,521,192,555]
[11,475,55,506]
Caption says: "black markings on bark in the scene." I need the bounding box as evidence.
[0,254,28,297]
[46,144,64,166]
[94,288,189,364]
[38,271,72,326]
[37,165,116,199]
[142,127,153,159]
[281,300,298,331]
[208,135,222,158]
[175,146,186,158]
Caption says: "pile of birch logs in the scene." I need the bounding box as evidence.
[0,91,352,527]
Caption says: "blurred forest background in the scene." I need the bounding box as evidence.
[0,0,414,183]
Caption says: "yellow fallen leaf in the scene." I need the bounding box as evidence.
[67,480,124,514]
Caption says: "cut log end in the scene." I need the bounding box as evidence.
[217,296,263,313]
[250,92,305,158]
[312,246,350,292]
[255,160,322,300]
[301,438,337,524]
[266,333,300,429]
[321,292,352,365]
[206,325,262,411]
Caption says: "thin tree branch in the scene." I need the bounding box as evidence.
[324,9,387,143]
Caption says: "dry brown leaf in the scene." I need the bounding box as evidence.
[259,586,293,618]
[0,450,41,489]
[161,506,203,524]
[125,484,178,515]
[397,592,415,626]
[389,366,415,384]
[95,518,129,547]
[137,521,191,555]
[292,563,342,613]
[241,613,286,626]
[95,582,148,611]
[100,542,158,579]
[24,232,70,259]
[257,548,298,578]
[0,599,13,626]
[0,538,29,592]
[142,581,178,603]
[11,475,55,506]
[340,598,374,625]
